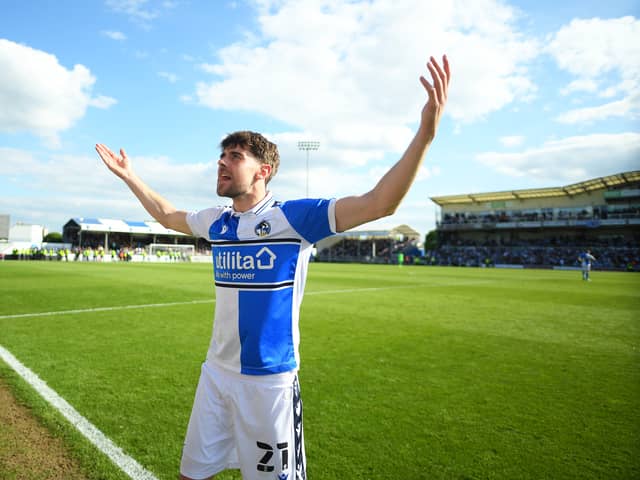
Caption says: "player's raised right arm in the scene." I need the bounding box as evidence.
[95,144,191,235]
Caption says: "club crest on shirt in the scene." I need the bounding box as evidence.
[254,220,271,237]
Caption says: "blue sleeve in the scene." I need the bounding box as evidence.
[279,198,336,244]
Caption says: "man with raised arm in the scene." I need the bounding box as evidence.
[96,54,450,480]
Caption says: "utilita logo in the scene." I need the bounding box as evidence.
[215,247,276,271]
[212,242,296,283]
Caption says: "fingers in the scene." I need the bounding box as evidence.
[95,143,131,180]
[442,54,451,86]
[427,60,443,104]
[95,143,110,161]
[419,74,435,103]
[419,55,450,109]
[427,55,448,104]
[95,144,124,168]
[95,143,114,158]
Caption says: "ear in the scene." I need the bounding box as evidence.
[257,163,272,181]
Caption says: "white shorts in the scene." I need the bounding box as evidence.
[180,362,306,480]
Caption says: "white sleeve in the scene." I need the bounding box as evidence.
[327,198,337,235]
[186,207,225,240]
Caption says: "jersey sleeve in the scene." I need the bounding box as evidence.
[279,198,337,244]
[186,207,226,240]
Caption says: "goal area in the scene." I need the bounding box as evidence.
[147,243,195,261]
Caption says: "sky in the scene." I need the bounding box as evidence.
[1,0,639,237]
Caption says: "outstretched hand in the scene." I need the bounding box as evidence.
[419,55,450,142]
[95,144,132,181]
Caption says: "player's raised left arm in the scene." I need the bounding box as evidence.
[335,55,450,233]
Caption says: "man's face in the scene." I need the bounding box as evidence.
[216,145,263,198]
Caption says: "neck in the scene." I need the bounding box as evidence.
[232,189,269,213]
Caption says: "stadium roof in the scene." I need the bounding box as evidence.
[334,224,420,239]
[63,217,189,236]
[430,170,640,206]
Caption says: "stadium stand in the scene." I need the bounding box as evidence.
[428,170,640,271]
[59,217,216,262]
[315,224,422,264]
[61,217,211,258]
[62,217,194,247]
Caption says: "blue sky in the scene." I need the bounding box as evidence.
[1,0,639,237]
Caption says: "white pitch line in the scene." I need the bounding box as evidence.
[0,286,413,320]
[0,344,159,480]
[0,281,491,321]
[0,299,215,320]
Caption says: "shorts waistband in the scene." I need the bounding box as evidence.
[204,360,297,387]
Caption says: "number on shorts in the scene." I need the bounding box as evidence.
[256,441,289,472]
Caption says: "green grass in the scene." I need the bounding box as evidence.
[1,261,639,479]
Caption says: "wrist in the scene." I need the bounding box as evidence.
[416,124,435,144]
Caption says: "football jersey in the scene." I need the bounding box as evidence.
[186,192,336,375]
[579,252,595,267]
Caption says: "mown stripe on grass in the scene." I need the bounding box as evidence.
[0,344,159,480]
[0,287,407,320]
[0,281,493,321]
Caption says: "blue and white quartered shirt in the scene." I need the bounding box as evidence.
[186,192,336,376]
[579,251,596,268]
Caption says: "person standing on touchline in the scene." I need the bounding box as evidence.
[96,54,450,480]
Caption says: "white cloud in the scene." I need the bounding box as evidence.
[560,79,598,96]
[0,39,114,147]
[105,0,160,26]
[194,0,539,163]
[547,16,640,123]
[158,71,178,83]
[415,165,441,182]
[499,135,525,147]
[476,132,640,182]
[89,95,118,109]
[555,93,640,124]
[102,30,127,41]
[105,0,179,27]
[547,16,640,81]
[1,147,42,174]
[198,63,218,74]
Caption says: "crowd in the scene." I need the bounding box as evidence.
[423,245,639,271]
[4,245,193,262]
[314,236,639,271]
[317,238,394,263]
[441,205,640,225]
[316,238,423,264]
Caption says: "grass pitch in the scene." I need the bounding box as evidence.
[0,261,638,479]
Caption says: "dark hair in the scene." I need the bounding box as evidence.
[220,131,280,183]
